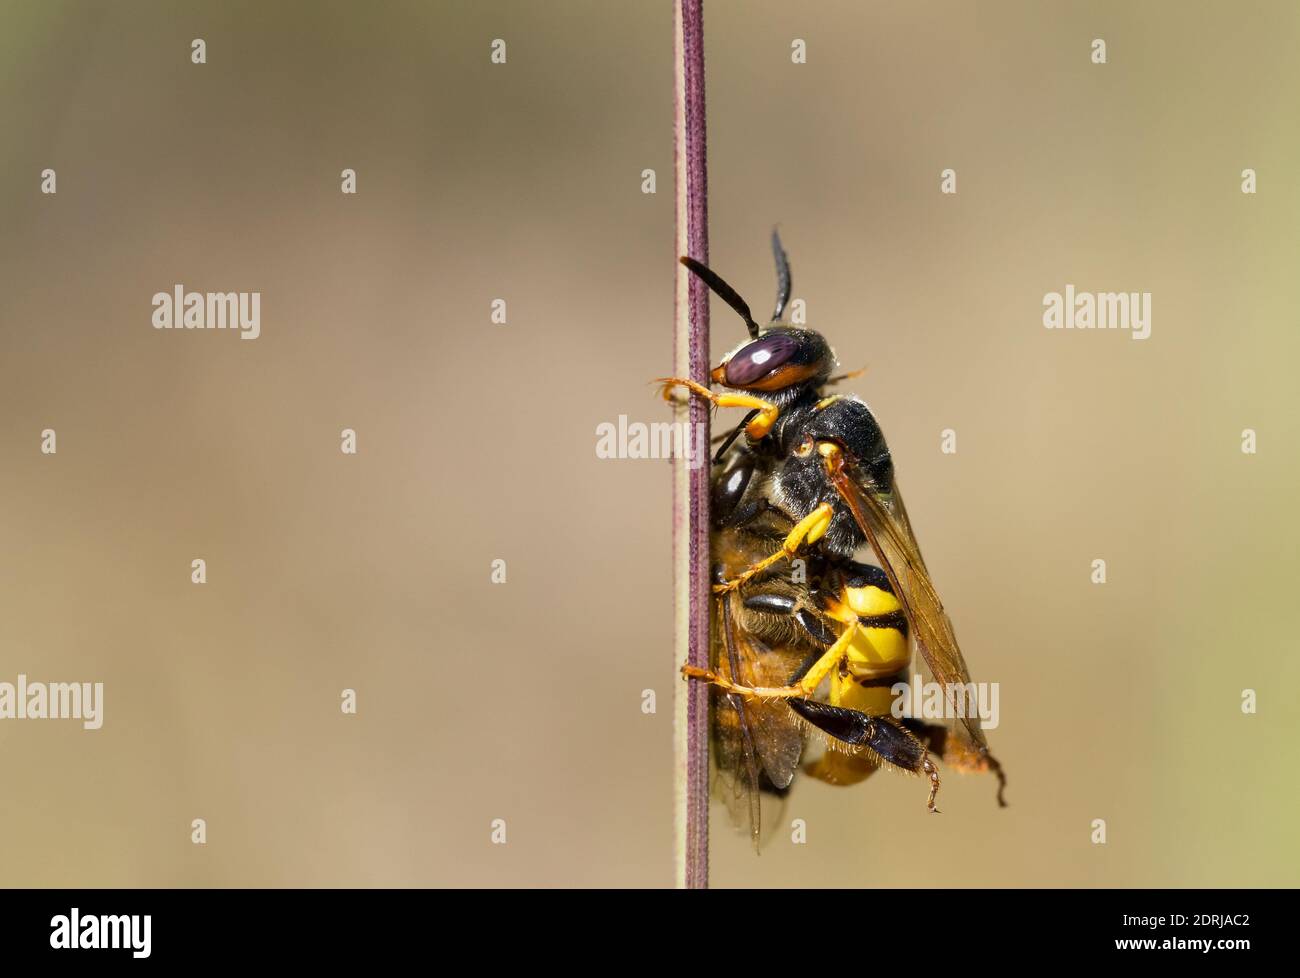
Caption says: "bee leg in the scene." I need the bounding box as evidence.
[682,616,855,701]
[923,755,942,813]
[654,377,780,439]
[787,700,942,813]
[908,721,1008,807]
[714,502,834,594]
[739,593,840,648]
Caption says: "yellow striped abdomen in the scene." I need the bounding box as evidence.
[825,583,909,715]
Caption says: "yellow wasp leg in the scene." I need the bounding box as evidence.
[713,502,834,594]
[682,619,859,701]
[655,377,780,440]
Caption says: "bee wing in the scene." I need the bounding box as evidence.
[735,630,805,791]
[709,689,763,846]
[709,594,807,848]
[825,456,988,752]
[710,594,763,846]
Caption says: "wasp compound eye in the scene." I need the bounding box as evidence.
[725,334,800,386]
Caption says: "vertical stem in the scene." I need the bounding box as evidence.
[672,0,710,890]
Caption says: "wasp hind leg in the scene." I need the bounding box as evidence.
[904,720,1009,808]
[789,700,942,813]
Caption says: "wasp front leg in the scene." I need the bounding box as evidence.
[655,377,780,441]
[713,502,834,595]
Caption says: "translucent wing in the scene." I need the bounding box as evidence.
[710,688,762,845]
[734,627,805,790]
[710,592,807,847]
[824,452,988,752]
[709,592,761,844]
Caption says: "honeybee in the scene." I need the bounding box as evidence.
[661,232,1006,845]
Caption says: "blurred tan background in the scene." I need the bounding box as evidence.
[0,0,1297,887]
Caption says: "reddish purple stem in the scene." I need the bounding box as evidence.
[675,0,710,890]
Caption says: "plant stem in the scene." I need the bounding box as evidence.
[672,0,710,891]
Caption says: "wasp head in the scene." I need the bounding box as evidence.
[710,326,834,398]
[681,231,835,405]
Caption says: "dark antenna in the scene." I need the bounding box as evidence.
[770,228,791,322]
[680,256,761,339]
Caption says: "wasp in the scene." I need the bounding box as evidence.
[660,232,1006,845]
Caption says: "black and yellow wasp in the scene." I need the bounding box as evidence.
[660,232,1005,845]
